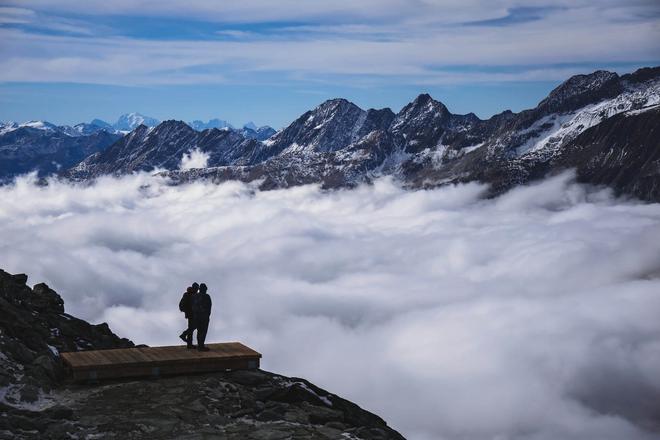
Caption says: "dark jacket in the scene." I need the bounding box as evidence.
[179,292,194,319]
[192,292,212,320]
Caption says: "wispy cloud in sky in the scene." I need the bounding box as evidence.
[0,1,658,126]
[1,1,658,85]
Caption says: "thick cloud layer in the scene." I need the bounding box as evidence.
[1,172,659,439]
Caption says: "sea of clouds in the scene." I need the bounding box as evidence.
[1,172,659,440]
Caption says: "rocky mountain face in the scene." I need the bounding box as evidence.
[0,268,404,439]
[0,269,134,412]
[64,121,270,179]
[552,105,660,200]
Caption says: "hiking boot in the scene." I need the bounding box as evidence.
[179,333,187,344]
[186,345,195,349]
[198,346,210,352]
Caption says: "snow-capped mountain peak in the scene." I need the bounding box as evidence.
[20,120,59,131]
[114,113,160,131]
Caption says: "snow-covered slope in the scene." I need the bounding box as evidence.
[516,76,660,158]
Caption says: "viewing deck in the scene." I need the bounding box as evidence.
[61,342,262,382]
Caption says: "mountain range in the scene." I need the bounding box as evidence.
[0,114,275,181]
[2,67,660,201]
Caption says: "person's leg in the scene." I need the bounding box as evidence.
[186,318,195,348]
[179,323,189,343]
[197,318,209,350]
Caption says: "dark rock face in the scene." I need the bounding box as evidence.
[65,122,267,179]
[65,122,197,178]
[0,127,121,182]
[55,66,660,202]
[535,70,622,114]
[390,93,450,153]
[0,269,134,401]
[2,370,403,440]
[0,269,404,439]
[553,106,660,201]
[261,99,394,158]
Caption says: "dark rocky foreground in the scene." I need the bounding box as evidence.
[0,269,404,439]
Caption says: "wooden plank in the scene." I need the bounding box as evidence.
[61,342,261,382]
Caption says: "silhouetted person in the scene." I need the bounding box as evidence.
[178,282,199,348]
[192,283,212,351]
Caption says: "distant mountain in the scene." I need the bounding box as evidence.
[113,112,160,131]
[187,119,277,141]
[71,119,117,136]
[0,121,122,181]
[240,125,277,141]
[64,121,266,179]
[188,119,233,131]
[0,113,277,181]
[90,118,114,129]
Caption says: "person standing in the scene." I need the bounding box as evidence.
[192,283,212,351]
[178,282,199,348]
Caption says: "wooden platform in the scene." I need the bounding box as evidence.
[61,342,261,382]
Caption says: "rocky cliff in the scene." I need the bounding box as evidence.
[0,269,404,440]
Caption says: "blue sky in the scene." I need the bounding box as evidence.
[0,1,658,128]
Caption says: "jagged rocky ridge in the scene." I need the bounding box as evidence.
[0,269,404,440]
[27,66,660,201]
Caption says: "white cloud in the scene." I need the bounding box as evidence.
[0,1,657,86]
[0,7,35,25]
[179,148,209,170]
[1,172,660,439]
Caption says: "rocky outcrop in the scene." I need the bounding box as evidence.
[0,269,134,402]
[0,269,404,440]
